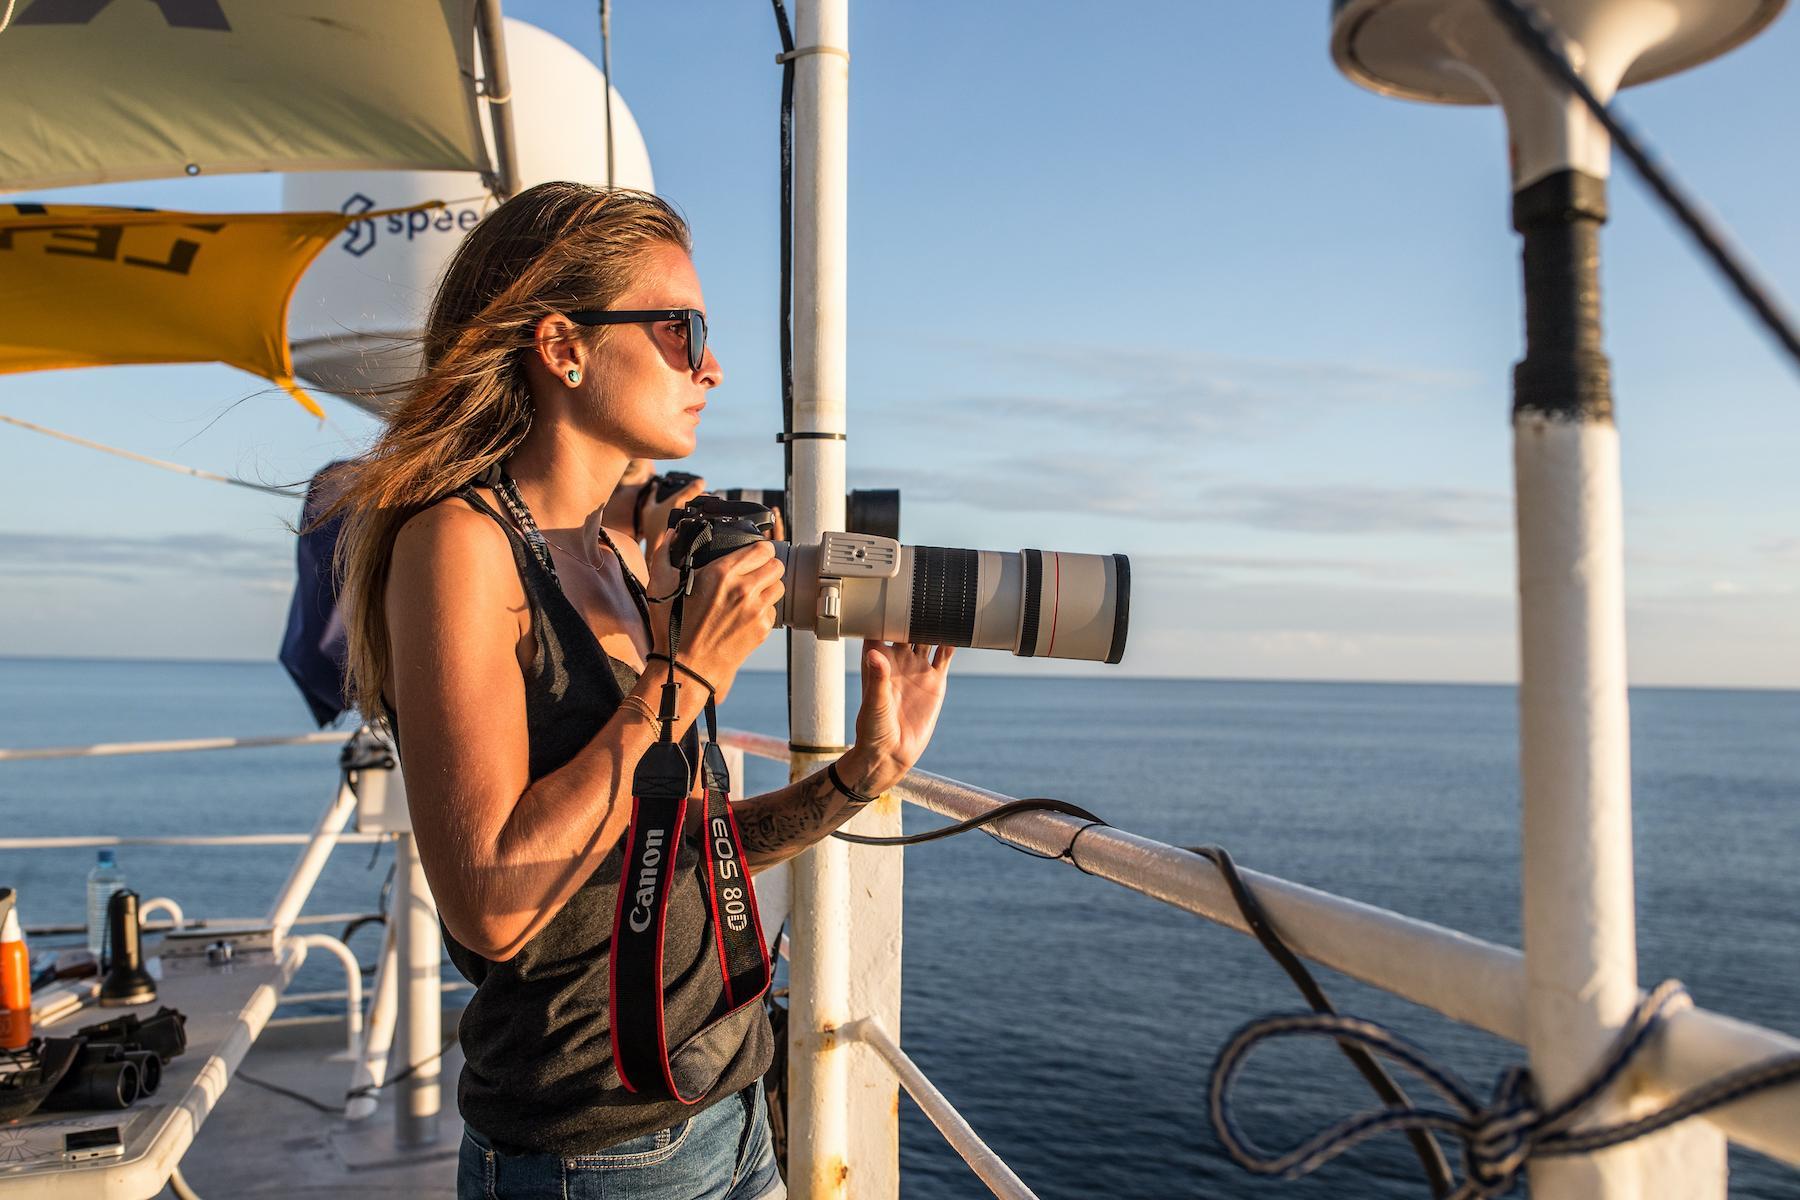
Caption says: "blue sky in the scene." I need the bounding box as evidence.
[2,3,1795,687]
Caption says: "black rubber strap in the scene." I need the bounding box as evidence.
[646,653,718,701]
[775,431,846,442]
[827,760,877,806]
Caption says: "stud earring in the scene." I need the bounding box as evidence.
[566,368,582,386]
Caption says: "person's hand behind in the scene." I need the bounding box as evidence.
[647,538,783,702]
[636,475,708,549]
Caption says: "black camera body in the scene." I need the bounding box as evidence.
[718,486,899,542]
[666,497,776,572]
[643,472,900,542]
[650,470,703,503]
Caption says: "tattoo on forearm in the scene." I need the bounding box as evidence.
[736,770,843,858]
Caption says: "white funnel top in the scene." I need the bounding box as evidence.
[1331,0,1785,106]
[283,18,655,416]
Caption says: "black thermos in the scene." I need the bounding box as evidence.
[99,889,156,1007]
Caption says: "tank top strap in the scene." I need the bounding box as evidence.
[451,483,638,702]
[453,484,550,583]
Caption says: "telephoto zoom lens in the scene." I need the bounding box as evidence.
[774,534,1129,663]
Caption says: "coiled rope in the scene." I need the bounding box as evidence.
[1210,978,1800,1198]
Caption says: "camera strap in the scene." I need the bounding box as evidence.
[609,554,771,1104]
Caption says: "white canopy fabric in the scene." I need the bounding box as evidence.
[0,0,493,193]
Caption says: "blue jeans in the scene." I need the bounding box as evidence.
[458,1081,786,1200]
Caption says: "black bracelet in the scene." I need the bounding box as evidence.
[827,760,879,806]
[645,653,716,698]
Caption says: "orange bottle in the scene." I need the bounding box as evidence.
[0,889,30,1050]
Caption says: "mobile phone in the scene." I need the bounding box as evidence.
[62,1126,124,1162]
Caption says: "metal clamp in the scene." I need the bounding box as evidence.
[776,45,850,65]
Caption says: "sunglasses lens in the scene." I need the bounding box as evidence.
[688,312,705,372]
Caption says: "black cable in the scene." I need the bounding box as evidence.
[769,0,798,741]
[769,0,796,490]
[344,1037,457,1104]
[236,1070,343,1115]
[237,1034,457,1115]
[831,798,1105,846]
[338,913,386,951]
[1483,0,1800,374]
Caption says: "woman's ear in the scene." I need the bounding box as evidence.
[530,312,584,382]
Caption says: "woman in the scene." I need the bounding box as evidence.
[326,183,953,1200]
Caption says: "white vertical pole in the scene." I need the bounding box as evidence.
[1514,413,1641,1199]
[393,828,442,1147]
[1481,8,1723,1194]
[786,0,857,1196]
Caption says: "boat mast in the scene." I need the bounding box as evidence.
[1331,2,1784,1197]
[784,1,903,1198]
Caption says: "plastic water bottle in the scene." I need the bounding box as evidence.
[86,849,126,957]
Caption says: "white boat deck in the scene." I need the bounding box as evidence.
[0,929,466,1200]
[153,1013,466,1200]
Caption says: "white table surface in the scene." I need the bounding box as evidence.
[0,939,301,1199]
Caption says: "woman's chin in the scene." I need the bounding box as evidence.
[656,428,700,459]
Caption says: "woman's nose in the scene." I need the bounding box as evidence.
[698,344,723,389]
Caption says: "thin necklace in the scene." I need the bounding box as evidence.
[493,468,653,636]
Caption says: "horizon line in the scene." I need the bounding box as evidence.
[1,653,1794,694]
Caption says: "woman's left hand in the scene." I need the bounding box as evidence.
[844,641,955,796]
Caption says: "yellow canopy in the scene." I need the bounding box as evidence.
[0,0,489,191]
[0,202,438,417]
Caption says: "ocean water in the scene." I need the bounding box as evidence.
[1,659,1795,1198]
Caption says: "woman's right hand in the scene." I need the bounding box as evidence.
[650,540,784,701]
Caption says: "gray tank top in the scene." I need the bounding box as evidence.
[429,487,773,1156]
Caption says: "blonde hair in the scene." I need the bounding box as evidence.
[322,183,691,722]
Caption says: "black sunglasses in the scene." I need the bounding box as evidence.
[565,308,708,372]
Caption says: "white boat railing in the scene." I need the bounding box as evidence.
[7,727,1798,1196]
[717,729,1800,1180]
[0,731,345,761]
[843,1017,1039,1200]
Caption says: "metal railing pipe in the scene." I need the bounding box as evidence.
[845,1019,1039,1200]
[267,776,359,942]
[0,833,388,849]
[346,920,398,1123]
[139,897,184,928]
[25,911,381,939]
[896,767,1529,1038]
[717,731,1800,1165]
[281,980,470,1007]
[0,731,344,761]
[293,934,363,1058]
